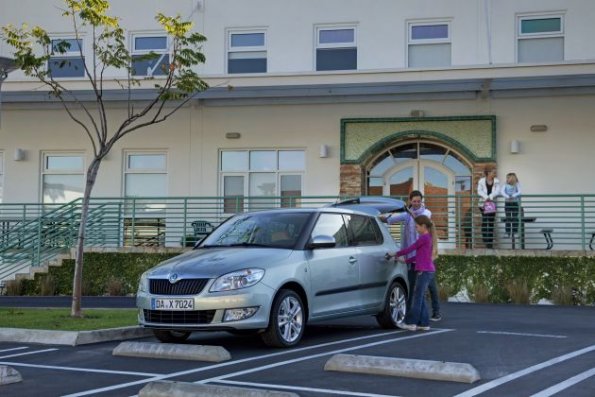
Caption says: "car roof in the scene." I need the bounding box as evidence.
[234,197,405,218]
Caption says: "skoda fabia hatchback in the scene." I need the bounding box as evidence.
[137,198,409,347]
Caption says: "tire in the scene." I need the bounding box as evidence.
[153,329,192,343]
[376,281,407,328]
[260,289,305,348]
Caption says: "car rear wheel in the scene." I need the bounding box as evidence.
[153,329,192,343]
[376,281,407,328]
[261,289,305,347]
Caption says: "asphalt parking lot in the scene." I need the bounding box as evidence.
[1,302,594,397]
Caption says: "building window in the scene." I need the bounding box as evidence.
[220,149,305,212]
[123,152,167,245]
[0,152,3,203]
[316,26,357,71]
[42,153,85,203]
[227,30,267,74]
[48,38,85,78]
[408,22,451,68]
[131,35,169,76]
[518,15,564,63]
[124,152,167,197]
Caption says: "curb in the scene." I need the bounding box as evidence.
[0,365,22,385]
[113,341,231,362]
[139,381,300,397]
[324,353,481,383]
[0,326,152,346]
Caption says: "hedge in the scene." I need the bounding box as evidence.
[13,253,595,305]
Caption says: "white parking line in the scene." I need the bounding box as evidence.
[0,347,28,353]
[200,330,453,383]
[0,348,58,360]
[530,367,595,397]
[218,379,402,397]
[477,331,567,339]
[65,329,450,397]
[453,344,595,397]
[0,361,160,377]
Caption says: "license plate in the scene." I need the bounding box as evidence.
[151,298,194,311]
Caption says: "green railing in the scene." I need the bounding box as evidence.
[1,194,595,280]
[0,200,81,280]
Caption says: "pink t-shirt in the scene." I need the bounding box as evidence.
[396,233,436,272]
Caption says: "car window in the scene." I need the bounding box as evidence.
[202,212,310,247]
[310,213,349,247]
[345,214,383,246]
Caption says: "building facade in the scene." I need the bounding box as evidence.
[0,0,594,208]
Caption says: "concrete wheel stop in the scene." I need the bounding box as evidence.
[0,365,22,385]
[113,341,231,362]
[324,353,481,383]
[139,381,300,397]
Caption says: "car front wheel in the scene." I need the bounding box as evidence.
[261,289,305,347]
[376,281,407,328]
[153,329,192,343]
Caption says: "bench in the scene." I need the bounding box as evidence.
[541,228,554,250]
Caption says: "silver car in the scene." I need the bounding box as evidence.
[136,198,409,347]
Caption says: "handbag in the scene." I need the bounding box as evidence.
[482,200,496,214]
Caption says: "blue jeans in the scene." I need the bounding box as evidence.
[404,271,434,327]
[407,264,440,315]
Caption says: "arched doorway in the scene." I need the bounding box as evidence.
[366,140,473,248]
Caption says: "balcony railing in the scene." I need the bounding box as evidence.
[1,194,595,279]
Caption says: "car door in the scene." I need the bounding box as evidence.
[307,212,360,318]
[345,214,394,309]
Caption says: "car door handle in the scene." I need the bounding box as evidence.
[348,257,357,264]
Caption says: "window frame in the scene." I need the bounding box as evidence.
[516,13,565,63]
[314,24,358,71]
[40,152,85,203]
[219,149,305,213]
[123,151,168,197]
[130,33,170,77]
[406,20,452,68]
[226,28,268,74]
[0,151,4,203]
[48,36,85,78]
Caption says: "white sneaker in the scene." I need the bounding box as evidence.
[417,325,431,331]
[397,322,417,331]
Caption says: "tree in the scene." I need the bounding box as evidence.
[2,0,208,317]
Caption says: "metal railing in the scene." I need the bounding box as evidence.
[1,194,595,280]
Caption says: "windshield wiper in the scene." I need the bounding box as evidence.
[227,242,272,248]
[199,242,272,248]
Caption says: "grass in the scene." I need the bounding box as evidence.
[0,308,138,331]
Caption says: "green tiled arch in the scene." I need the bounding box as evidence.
[340,116,496,164]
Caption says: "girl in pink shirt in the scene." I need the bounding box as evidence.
[394,215,437,331]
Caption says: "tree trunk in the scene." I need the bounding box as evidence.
[71,158,102,318]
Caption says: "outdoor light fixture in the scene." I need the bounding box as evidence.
[510,139,520,154]
[14,148,25,161]
[319,144,329,158]
[225,132,241,139]
[530,124,548,132]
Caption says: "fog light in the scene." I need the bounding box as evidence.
[223,307,259,322]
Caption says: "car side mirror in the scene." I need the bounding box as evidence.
[308,235,336,249]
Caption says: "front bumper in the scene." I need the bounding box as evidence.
[136,283,275,331]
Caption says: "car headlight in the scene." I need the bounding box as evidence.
[138,271,149,293]
[210,268,265,292]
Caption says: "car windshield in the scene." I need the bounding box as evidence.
[200,212,312,249]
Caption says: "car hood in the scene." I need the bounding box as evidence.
[146,247,293,279]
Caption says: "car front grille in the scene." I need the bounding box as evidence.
[149,278,208,295]
[143,309,216,325]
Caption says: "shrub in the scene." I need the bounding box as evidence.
[506,279,530,304]
[40,275,57,296]
[105,277,125,296]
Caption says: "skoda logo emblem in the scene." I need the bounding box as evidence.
[168,273,179,284]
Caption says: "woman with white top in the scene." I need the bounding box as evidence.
[477,166,501,249]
